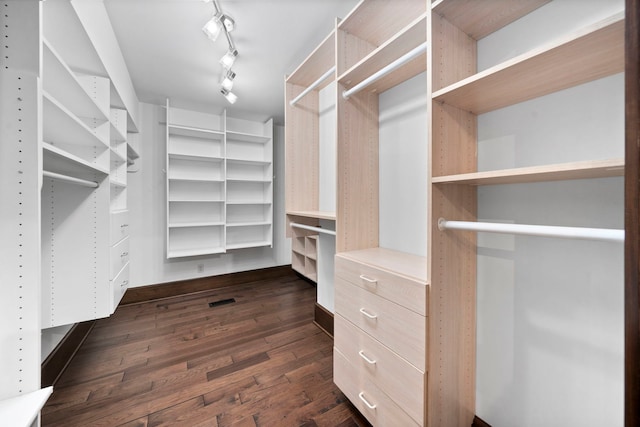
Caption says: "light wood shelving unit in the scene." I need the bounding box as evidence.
[286,0,626,425]
[165,101,273,258]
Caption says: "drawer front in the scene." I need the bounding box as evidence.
[334,348,420,427]
[335,277,426,370]
[111,262,129,313]
[335,314,425,423]
[335,255,427,316]
[110,210,129,245]
[110,236,130,279]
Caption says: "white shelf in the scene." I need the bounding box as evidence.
[226,178,272,183]
[226,241,272,250]
[0,387,53,427]
[226,221,272,227]
[168,247,225,258]
[168,124,224,140]
[111,148,127,165]
[110,121,126,144]
[168,222,225,228]
[42,38,109,121]
[168,152,223,162]
[167,177,224,183]
[169,198,225,203]
[226,158,271,166]
[226,130,270,144]
[110,179,126,188]
[226,201,272,205]
[43,142,109,176]
[42,91,109,149]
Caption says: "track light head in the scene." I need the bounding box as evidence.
[220,88,238,104]
[220,49,238,69]
[221,70,236,91]
[202,14,222,41]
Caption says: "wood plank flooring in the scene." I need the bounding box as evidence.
[42,270,371,427]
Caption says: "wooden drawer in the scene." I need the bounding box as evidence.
[335,251,427,316]
[110,262,129,313]
[335,314,425,424]
[110,236,129,279]
[334,348,420,427]
[110,210,129,245]
[335,276,426,370]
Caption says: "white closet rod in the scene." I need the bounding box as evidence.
[438,218,624,242]
[290,222,336,236]
[43,171,99,188]
[342,41,428,99]
[289,66,336,106]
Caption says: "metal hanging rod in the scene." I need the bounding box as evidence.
[342,41,428,99]
[43,171,99,188]
[289,66,336,107]
[437,218,624,243]
[290,222,336,236]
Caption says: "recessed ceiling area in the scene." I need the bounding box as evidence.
[103,0,359,124]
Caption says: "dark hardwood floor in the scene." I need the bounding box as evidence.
[42,270,370,427]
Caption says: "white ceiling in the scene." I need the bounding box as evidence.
[103,0,359,125]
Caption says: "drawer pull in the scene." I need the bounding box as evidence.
[121,280,129,288]
[358,350,376,365]
[358,392,377,410]
[121,252,129,257]
[359,308,377,320]
[359,274,377,285]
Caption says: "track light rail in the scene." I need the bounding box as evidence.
[437,218,624,242]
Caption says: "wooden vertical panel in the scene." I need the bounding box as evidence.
[428,2,478,425]
[336,28,376,78]
[431,13,476,92]
[284,82,319,224]
[625,0,640,425]
[336,85,379,253]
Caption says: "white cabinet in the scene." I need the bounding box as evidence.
[165,100,273,258]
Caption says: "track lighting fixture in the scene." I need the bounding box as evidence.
[220,49,238,69]
[220,88,238,104]
[202,0,239,104]
[221,70,236,91]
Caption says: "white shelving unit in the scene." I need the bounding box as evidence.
[165,100,273,258]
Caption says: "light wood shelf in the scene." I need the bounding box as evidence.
[432,158,625,185]
[338,13,427,95]
[431,0,551,40]
[432,12,624,114]
[287,210,337,221]
[286,30,335,89]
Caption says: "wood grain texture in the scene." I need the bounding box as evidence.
[41,271,371,427]
[336,86,379,253]
[433,13,625,115]
[314,302,334,337]
[432,158,625,185]
[285,82,319,217]
[286,30,335,89]
[625,0,640,425]
[120,265,293,305]
[432,0,550,40]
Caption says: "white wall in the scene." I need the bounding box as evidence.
[379,72,428,257]
[475,1,624,425]
[127,102,290,287]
